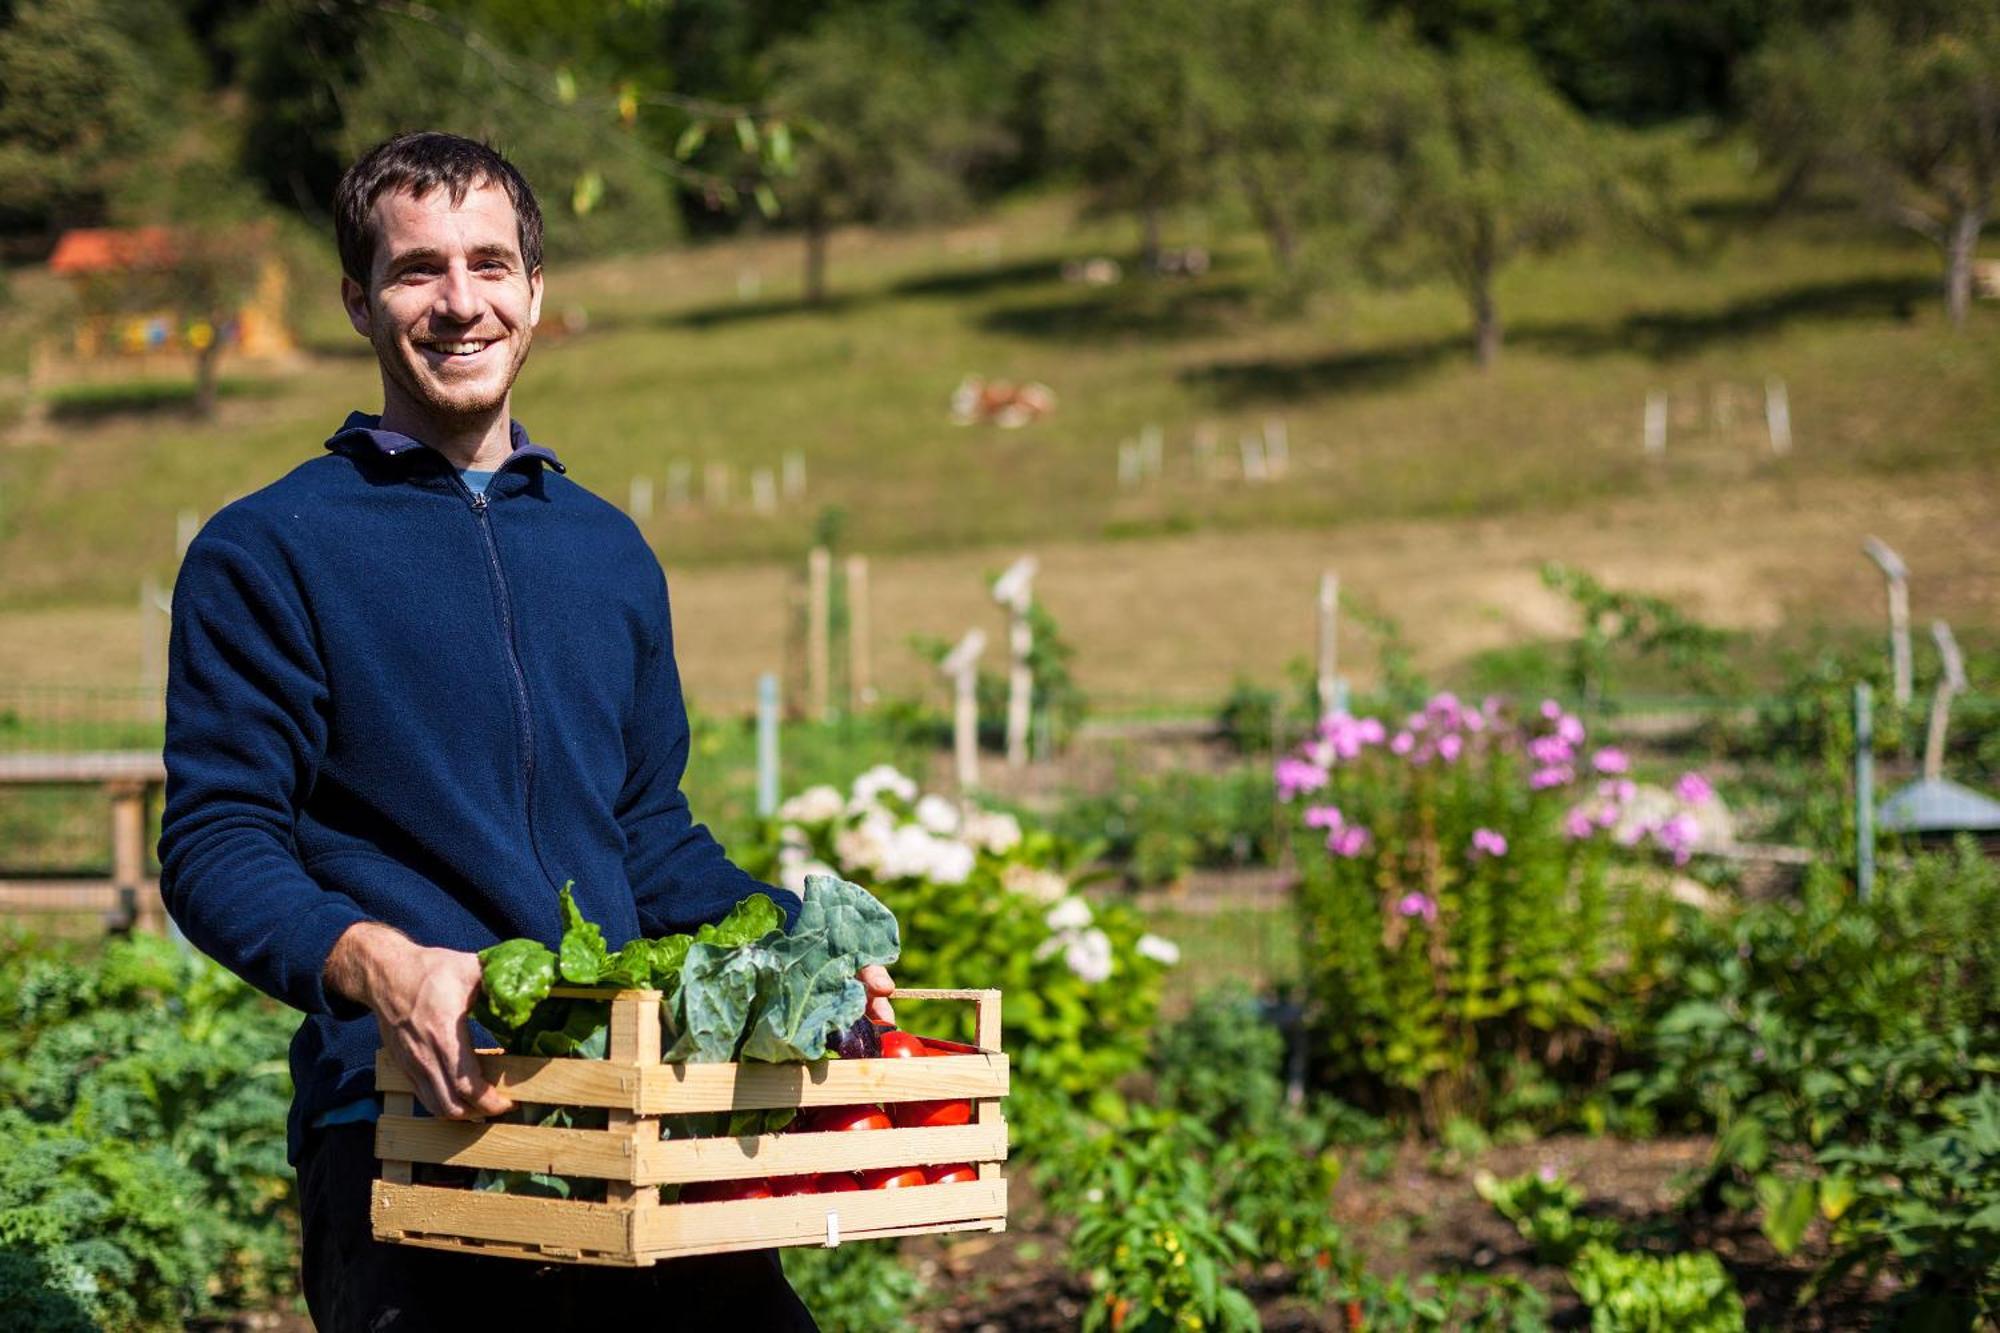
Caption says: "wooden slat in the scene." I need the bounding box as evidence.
[606,994,661,1206]
[376,1116,639,1179]
[372,1181,635,1258]
[380,1091,415,1184]
[0,752,164,784]
[639,1051,1009,1113]
[631,1178,1007,1257]
[643,1120,1005,1185]
[376,1052,647,1111]
[375,1116,1006,1185]
[974,991,1004,1185]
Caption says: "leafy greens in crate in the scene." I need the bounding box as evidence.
[472,874,901,1066]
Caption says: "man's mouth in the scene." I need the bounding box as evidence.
[419,337,498,360]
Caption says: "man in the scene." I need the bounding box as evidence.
[158,131,881,1330]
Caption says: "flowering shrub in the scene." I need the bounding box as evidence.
[1281,694,1712,1126]
[746,766,1175,1148]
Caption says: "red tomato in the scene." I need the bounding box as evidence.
[767,1175,820,1197]
[679,1178,773,1203]
[814,1173,862,1192]
[877,1030,927,1059]
[857,1166,928,1190]
[890,1098,973,1129]
[927,1163,978,1185]
[801,1104,892,1133]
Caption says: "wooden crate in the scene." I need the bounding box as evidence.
[371,986,1008,1266]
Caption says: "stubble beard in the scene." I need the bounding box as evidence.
[371,315,535,438]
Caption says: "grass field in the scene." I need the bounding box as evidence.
[2,144,1995,711]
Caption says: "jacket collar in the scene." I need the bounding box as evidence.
[323,412,567,474]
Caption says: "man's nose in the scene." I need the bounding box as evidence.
[434,261,484,324]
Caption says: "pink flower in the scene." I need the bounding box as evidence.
[1597,778,1636,805]
[1563,807,1595,840]
[1674,772,1715,807]
[1528,735,1573,766]
[1395,892,1438,923]
[1328,826,1373,858]
[1463,710,1486,733]
[1540,699,1563,721]
[1389,731,1415,757]
[1469,828,1508,858]
[1530,766,1575,790]
[1591,747,1630,774]
[1355,717,1387,745]
[1653,812,1701,866]
[1303,805,1345,831]
[1275,757,1328,800]
[1556,714,1586,745]
[1437,733,1464,763]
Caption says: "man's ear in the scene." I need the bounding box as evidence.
[527,265,543,328]
[340,276,371,338]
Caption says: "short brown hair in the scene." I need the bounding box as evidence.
[333,131,544,286]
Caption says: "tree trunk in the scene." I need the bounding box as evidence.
[1472,275,1501,370]
[192,339,223,419]
[802,205,828,307]
[1944,203,1985,329]
[1139,202,1163,274]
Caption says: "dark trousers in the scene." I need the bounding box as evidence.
[300,1124,820,1332]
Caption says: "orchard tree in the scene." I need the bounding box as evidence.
[766,11,1006,304]
[1042,0,1210,271]
[1746,3,1999,327]
[1353,38,1657,368]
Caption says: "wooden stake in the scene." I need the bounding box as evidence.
[750,468,777,515]
[846,555,873,710]
[1924,620,1967,782]
[991,558,1037,768]
[941,630,987,791]
[1861,537,1913,707]
[1316,572,1340,718]
[782,451,807,500]
[628,476,654,520]
[756,674,781,818]
[807,548,831,722]
[1644,390,1667,458]
[1765,377,1791,456]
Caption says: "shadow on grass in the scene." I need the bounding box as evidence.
[1184,274,1931,405]
[980,280,1258,342]
[889,256,1060,300]
[44,377,281,424]
[644,291,870,331]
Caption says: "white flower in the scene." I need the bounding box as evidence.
[1002,863,1069,904]
[1064,928,1114,984]
[962,809,1022,855]
[834,812,895,876]
[781,858,834,896]
[1136,934,1181,966]
[850,764,917,808]
[778,824,811,852]
[926,839,976,885]
[777,785,845,826]
[915,793,962,836]
[1044,897,1093,931]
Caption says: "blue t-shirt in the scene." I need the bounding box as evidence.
[460,468,496,495]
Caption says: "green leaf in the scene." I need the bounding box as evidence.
[734,116,759,153]
[796,875,901,970]
[697,893,784,949]
[664,941,769,1062]
[1756,1173,1816,1256]
[752,183,780,220]
[557,883,611,985]
[518,1000,610,1058]
[476,938,556,1031]
[738,928,866,1063]
[674,121,708,160]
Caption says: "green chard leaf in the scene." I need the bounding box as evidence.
[557,882,611,985]
[738,927,868,1064]
[645,934,693,989]
[476,938,557,1031]
[663,941,770,1062]
[518,1000,610,1059]
[797,874,901,969]
[696,892,785,949]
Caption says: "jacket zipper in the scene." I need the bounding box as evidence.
[452,476,538,815]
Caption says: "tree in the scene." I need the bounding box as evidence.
[1042,0,1211,270]
[766,9,1006,304]
[1746,2,1999,327]
[1352,37,1653,368]
[0,0,176,236]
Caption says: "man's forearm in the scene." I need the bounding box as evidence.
[323,920,419,1012]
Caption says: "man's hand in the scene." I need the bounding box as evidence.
[860,963,895,1025]
[325,921,513,1121]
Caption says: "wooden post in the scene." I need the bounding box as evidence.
[110,780,158,932]
[628,476,654,520]
[1855,682,1875,903]
[750,468,777,515]
[1923,620,1967,783]
[1861,537,1913,707]
[941,630,986,791]
[807,548,831,722]
[757,673,781,818]
[1765,377,1792,456]
[1643,390,1667,458]
[1316,572,1340,719]
[782,451,807,501]
[606,994,662,1207]
[846,555,873,710]
[991,558,1037,768]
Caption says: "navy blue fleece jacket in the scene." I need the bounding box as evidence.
[158,413,785,1161]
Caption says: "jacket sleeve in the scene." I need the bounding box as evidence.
[156,530,371,1018]
[621,577,798,936]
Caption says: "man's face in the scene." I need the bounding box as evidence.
[341,180,543,426]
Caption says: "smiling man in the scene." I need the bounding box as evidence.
[157,132,862,1330]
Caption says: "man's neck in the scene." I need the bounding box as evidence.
[375,390,515,472]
